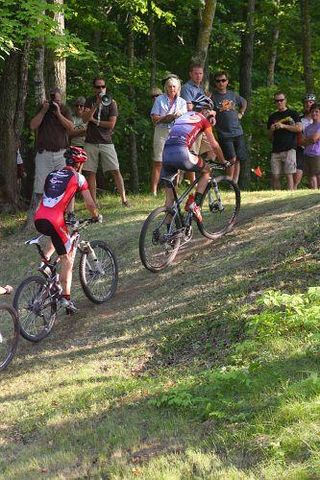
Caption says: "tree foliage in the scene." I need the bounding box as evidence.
[0,0,320,200]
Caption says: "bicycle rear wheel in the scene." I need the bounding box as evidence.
[198,176,240,239]
[13,276,57,342]
[139,206,182,272]
[79,240,118,304]
[0,304,19,371]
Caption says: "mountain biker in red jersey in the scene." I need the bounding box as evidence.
[34,146,100,312]
[161,93,231,222]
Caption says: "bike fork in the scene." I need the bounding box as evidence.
[82,242,104,274]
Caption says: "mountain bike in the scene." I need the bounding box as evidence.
[0,303,19,371]
[139,161,240,272]
[13,218,118,342]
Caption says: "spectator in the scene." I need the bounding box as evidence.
[302,103,320,189]
[267,92,302,190]
[150,76,187,196]
[181,63,204,111]
[69,96,87,147]
[30,88,74,200]
[294,93,316,188]
[150,87,162,104]
[82,77,129,207]
[211,71,247,184]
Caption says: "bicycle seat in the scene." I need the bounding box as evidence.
[161,173,178,187]
[25,235,44,246]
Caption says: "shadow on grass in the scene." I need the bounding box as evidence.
[1,190,320,478]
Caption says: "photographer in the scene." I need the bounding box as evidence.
[82,77,129,207]
[30,88,74,197]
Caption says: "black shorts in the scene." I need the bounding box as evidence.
[34,219,67,256]
[296,147,304,171]
[161,145,203,178]
[217,134,247,163]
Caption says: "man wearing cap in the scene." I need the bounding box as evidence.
[69,96,87,148]
[30,87,74,198]
[82,76,129,207]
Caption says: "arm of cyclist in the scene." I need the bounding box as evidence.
[204,127,230,167]
[81,190,101,221]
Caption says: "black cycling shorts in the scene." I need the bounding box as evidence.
[34,219,67,256]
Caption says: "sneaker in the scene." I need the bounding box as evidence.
[59,297,78,314]
[122,200,131,208]
[189,201,203,223]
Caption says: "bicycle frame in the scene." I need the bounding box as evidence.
[165,161,223,227]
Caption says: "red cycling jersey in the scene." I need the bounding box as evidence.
[34,166,88,254]
[165,111,211,150]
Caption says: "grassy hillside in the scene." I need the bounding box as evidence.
[0,189,320,480]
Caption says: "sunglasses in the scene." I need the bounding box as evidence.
[215,79,227,83]
[275,98,285,102]
[94,85,106,89]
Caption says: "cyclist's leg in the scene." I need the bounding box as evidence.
[59,253,73,296]
[161,147,179,208]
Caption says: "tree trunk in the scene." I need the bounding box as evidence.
[300,0,314,92]
[127,14,139,193]
[148,1,157,88]
[239,0,255,107]
[266,23,280,87]
[239,0,255,191]
[0,45,30,211]
[193,0,217,66]
[46,0,66,100]
[34,42,46,105]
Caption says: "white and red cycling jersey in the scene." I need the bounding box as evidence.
[165,111,211,150]
[34,167,88,254]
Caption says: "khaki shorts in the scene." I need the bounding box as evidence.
[271,149,296,175]
[192,133,212,156]
[303,154,320,176]
[153,126,170,163]
[34,149,66,194]
[84,143,119,173]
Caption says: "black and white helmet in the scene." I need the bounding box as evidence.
[303,93,316,102]
[192,93,214,111]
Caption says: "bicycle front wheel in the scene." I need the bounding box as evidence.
[139,206,182,273]
[79,240,118,304]
[13,276,57,342]
[198,176,240,239]
[0,304,19,371]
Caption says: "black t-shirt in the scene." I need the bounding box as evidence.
[267,109,301,153]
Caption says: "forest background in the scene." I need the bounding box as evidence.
[0,0,319,211]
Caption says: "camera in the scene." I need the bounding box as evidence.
[48,92,57,113]
[99,92,112,107]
